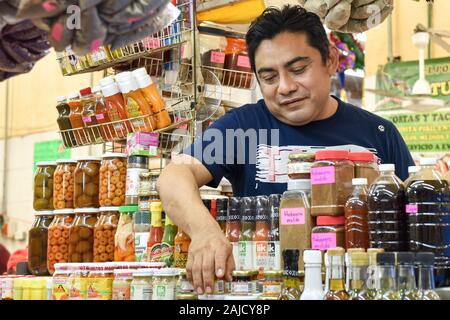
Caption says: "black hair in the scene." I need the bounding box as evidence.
[246,5,330,73]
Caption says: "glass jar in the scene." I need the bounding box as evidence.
[311,216,345,251]
[115,205,137,262]
[231,270,253,296]
[199,26,227,84]
[74,157,101,208]
[28,211,54,276]
[223,32,253,88]
[69,208,98,263]
[125,156,149,205]
[176,269,195,295]
[52,263,71,300]
[56,96,77,148]
[112,269,134,300]
[152,268,178,300]
[99,153,127,207]
[138,172,159,196]
[68,263,91,300]
[87,264,114,300]
[94,207,119,262]
[53,159,77,209]
[310,150,354,216]
[47,209,75,274]
[260,270,283,299]
[34,161,57,210]
[349,152,380,187]
[287,152,315,180]
[130,268,154,300]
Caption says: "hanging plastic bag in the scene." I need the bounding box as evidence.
[72,6,107,55]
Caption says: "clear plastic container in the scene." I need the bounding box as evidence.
[99,153,127,207]
[53,159,77,209]
[115,205,137,262]
[47,209,75,274]
[112,269,134,300]
[94,207,119,262]
[68,208,99,262]
[28,211,54,276]
[34,162,57,211]
[87,264,114,300]
[130,268,154,300]
[74,157,101,208]
[349,152,380,187]
[311,216,345,251]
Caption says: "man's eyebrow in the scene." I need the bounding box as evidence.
[257,56,311,75]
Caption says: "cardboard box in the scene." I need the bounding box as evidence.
[126,132,159,157]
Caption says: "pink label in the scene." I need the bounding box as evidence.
[95,114,105,120]
[82,117,92,123]
[51,22,64,42]
[281,208,305,225]
[311,166,336,185]
[237,55,251,69]
[42,1,58,12]
[210,51,225,64]
[406,204,418,214]
[144,37,161,49]
[311,233,337,250]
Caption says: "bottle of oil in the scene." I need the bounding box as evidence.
[345,248,365,292]
[416,252,440,300]
[404,166,421,188]
[348,252,371,300]
[397,252,420,300]
[366,248,384,299]
[375,252,399,300]
[324,247,350,300]
[279,249,302,300]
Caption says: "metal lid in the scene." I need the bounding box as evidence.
[74,208,100,214]
[263,270,283,277]
[56,159,77,164]
[376,252,395,265]
[102,152,127,158]
[288,152,315,161]
[326,247,345,256]
[232,270,253,277]
[349,252,369,266]
[36,161,57,166]
[54,209,75,215]
[34,211,54,216]
[99,206,120,212]
[127,155,149,166]
[76,156,102,161]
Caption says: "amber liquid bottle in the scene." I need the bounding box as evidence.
[345,178,369,250]
[324,247,350,300]
[279,249,302,300]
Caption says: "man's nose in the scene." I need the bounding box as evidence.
[277,73,298,96]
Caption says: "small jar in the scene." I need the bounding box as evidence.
[112,269,134,300]
[260,270,283,299]
[176,269,195,295]
[68,263,92,300]
[138,172,159,196]
[94,207,119,262]
[68,208,98,263]
[349,152,379,187]
[52,263,71,300]
[310,150,354,216]
[311,216,345,251]
[53,159,77,209]
[176,292,198,300]
[231,270,252,296]
[125,156,149,205]
[28,211,54,276]
[74,157,101,208]
[99,153,127,207]
[287,152,315,180]
[87,264,114,300]
[13,278,25,300]
[47,209,75,274]
[130,268,154,300]
[152,268,178,300]
[115,205,137,262]
[34,161,57,210]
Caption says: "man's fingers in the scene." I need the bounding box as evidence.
[225,253,236,282]
[192,254,204,295]
[202,251,215,294]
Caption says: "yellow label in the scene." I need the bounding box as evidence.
[52,277,70,300]
[127,97,146,130]
[69,277,88,300]
[87,277,113,300]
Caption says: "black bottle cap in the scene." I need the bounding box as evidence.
[377,252,395,265]
[17,262,31,275]
[415,252,435,266]
[397,252,414,265]
[283,249,300,265]
[127,155,148,166]
[216,198,228,212]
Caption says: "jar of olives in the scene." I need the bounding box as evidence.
[74,157,101,208]
[53,159,77,209]
[28,211,54,275]
[47,209,75,274]
[34,162,57,210]
[68,208,99,263]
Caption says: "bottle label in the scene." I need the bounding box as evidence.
[126,97,146,129]
[237,55,251,69]
[112,285,130,300]
[82,116,92,123]
[153,283,175,300]
[126,168,148,197]
[288,162,313,175]
[69,277,88,300]
[131,283,152,300]
[95,114,105,120]
[210,51,225,64]
[281,208,305,225]
[406,204,418,214]
[311,233,337,250]
[135,232,150,262]
[52,277,70,300]
[231,281,252,295]
[148,243,161,262]
[263,283,282,295]
[232,242,240,270]
[238,241,254,270]
[87,278,113,300]
[174,240,190,268]
[254,241,269,270]
[159,242,175,266]
[267,241,281,270]
[311,166,336,185]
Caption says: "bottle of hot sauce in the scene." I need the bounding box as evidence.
[100,80,131,138]
[147,201,163,262]
[173,227,191,268]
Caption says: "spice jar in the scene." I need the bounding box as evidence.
[125,156,149,205]
[68,208,98,263]
[94,207,119,262]
[349,152,379,187]
[260,270,283,300]
[115,205,137,262]
[287,152,315,180]
[34,161,57,210]
[52,263,71,300]
[74,157,101,208]
[231,270,253,296]
[199,26,227,84]
[130,268,154,300]
[138,172,159,196]
[223,32,253,88]
[99,153,127,207]
[112,269,134,300]
[152,268,178,300]
[87,264,114,300]
[53,159,77,209]
[310,150,354,216]
[47,209,75,274]
[28,211,54,276]
[311,216,345,251]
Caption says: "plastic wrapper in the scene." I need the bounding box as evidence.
[72,7,107,55]
[325,0,352,30]
[351,0,393,20]
[16,0,75,19]
[303,0,328,19]
[338,4,393,33]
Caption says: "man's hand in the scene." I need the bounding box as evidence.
[186,226,235,295]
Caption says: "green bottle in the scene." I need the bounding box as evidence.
[160,214,177,267]
[279,249,302,300]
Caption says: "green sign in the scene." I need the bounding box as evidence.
[378,109,450,152]
[33,140,71,173]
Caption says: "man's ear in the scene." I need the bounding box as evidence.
[326,44,339,76]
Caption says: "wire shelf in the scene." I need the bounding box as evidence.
[201,65,255,89]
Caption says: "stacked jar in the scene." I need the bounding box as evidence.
[47,209,75,274]
[99,153,127,207]
[125,155,149,205]
[349,151,380,187]
[28,211,54,275]
[68,208,98,263]
[94,207,119,262]
[34,162,57,210]
[86,264,115,300]
[74,157,101,208]
[53,159,77,209]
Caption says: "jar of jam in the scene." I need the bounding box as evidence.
[260,270,283,299]
[311,216,345,251]
[53,159,77,209]
[94,207,119,262]
[68,208,99,263]
[47,209,75,274]
[74,157,101,208]
[34,162,57,211]
[349,152,379,187]
[231,270,252,296]
[287,152,315,179]
[28,211,54,276]
[99,153,127,207]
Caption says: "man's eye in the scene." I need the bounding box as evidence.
[292,67,306,74]
[263,76,276,83]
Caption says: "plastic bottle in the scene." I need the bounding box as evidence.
[404,165,421,188]
[147,202,164,262]
[416,252,440,300]
[300,250,324,300]
[68,92,88,145]
[100,81,130,139]
[345,178,369,250]
[92,85,113,141]
[80,87,102,143]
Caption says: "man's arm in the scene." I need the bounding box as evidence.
[156,154,235,295]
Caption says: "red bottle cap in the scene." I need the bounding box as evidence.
[316,216,345,226]
[79,87,92,96]
[349,152,375,162]
[315,150,349,161]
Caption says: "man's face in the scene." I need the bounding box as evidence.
[255,31,337,126]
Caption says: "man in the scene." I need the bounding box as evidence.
[157,5,414,294]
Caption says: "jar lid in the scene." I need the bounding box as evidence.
[68,92,79,99]
[232,270,253,277]
[76,156,102,161]
[379,163,395,172]
[102,152,127,158]
[352,178,368,186]
[376,252,395,265]
[408,166,421,174]
[54,209,75,215]
[263,270,283,277]
[136,262,166,268]
[127,155,149,166]
[114,269,134,277]
[119,205,138,213]
[153,268,178,276]
[79,87,92,96]
[419,157,437,166]
[326,247,345,256]
[36,161,57,166]
[288,152,315,161]
[74,208,100,214]
[349,252,369,266]
[303,250,322,264]
[348,152,375,162]
[99,206,120,212]
[34,210,54,216]
[56,96,66,103]
[56,159,77,164]
[315,150,349,160]
[316,215,345,226]
[287,179,311,191]
[133,268,155,276]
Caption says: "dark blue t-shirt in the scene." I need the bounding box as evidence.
[185,96,414,197]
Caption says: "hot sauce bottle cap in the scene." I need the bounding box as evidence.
[79,87,92,96]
